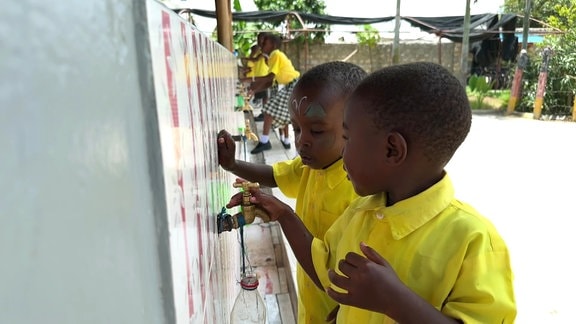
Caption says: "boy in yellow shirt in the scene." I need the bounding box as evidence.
[218,61,367,323]
[227,62,517,323]
[243,32,269,108]
[242,33,300,153]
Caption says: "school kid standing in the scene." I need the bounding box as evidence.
[219,61,367,323]
[243,32,270,108]
[227,62,517,324]
[242,33,300,153]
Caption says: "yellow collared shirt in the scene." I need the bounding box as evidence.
[252,55,269,77]
[246,53,268,78]
[273,157,358,324]
[311,174,516,324]
[267,49,300,85]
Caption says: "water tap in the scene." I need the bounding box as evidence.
[243,119,259,142]
[232,181,270,224]
[239,82,254,112]
[216,181,271,234]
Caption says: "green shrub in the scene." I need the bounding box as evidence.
[468,75,495,109]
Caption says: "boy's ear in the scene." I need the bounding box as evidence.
[384,132,407,165]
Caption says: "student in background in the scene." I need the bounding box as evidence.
[242,33,300,153]
[243,32,270,109]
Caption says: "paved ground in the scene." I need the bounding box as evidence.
[447,113,576,323]
[250,110,576,323]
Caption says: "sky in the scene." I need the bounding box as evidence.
[170,0,505,42]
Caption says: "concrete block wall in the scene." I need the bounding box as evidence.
[284,42,464,74]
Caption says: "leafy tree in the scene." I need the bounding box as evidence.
[468,75,496,109]
[355,25,381,71]
[355,24,380,48]
[231,0,256,57]
[504,0,576,115]
[232,0,327,57]
[254,0,327,42]
[503,0,573,22]
[540,4,576,116]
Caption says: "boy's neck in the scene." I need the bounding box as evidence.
[385,170,445,206]
[320,157,342,170]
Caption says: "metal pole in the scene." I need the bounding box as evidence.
[507,49,529,114]
[392,0,401,64]
[459,0,471,87]
[533,47,551,119]
[572,94,576,122]
[521,0,532,51]
[507,0,532,114]
[438,36,442,65]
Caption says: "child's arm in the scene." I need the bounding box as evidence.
[217,129,276,188]
[326,242,460,324]
[226,188,323,289]
[239,73,274,94]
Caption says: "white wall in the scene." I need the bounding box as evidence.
[0,1,242,323]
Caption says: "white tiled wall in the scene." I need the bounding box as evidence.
[146,1,245,323]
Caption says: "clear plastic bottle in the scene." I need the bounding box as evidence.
[230,273,266,324]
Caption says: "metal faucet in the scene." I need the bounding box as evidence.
[243,119,259,142]
[216,181,271,234]
[232,181,270,224]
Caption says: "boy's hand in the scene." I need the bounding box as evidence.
[217,129,236,171]
[226,186,292,222]
[326,242,404,315]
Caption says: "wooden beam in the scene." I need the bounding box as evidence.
[215,0,233,52]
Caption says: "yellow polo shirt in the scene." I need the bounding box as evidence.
[311,174,516,324]
[246,52,268,78]
[267,49,300,85]
[273,157,358,324]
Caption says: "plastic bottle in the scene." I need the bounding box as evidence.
[230,273,266,324]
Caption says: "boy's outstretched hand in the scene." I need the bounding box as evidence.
[226,185,293,222]
[217,129,236,171]
[326,242,404,315]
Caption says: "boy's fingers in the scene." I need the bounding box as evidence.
[249,186,262,195]
[342,251,366,268]
[360,242,388,266]
[248,190,266,204]
[325,286,349,305]
[328,269,349,290]
[337,259,357,277]
[217,129,229,138]
[225,192,244,208]
[217,130,233,149]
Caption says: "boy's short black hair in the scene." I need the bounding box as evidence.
[295,61,367,101]
[265,33,282,48]
[355,62,471,165]
[256,32,268,42]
